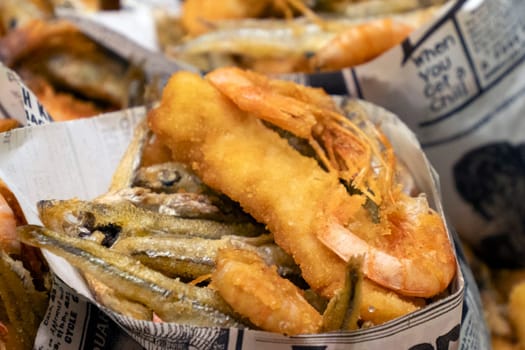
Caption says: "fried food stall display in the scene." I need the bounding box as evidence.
[16,68,458,336]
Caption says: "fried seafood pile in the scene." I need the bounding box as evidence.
[0,0,145,123]
[0,181,50,350]
[160,0,449,74]
[17,68,457,336]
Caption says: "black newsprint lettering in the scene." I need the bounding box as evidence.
[436,324,460,350]
[412,36,456,69]
[64,311,77,344]
[21,87,32,108]
[408,323,461,350]
[64,292,70,308]
[401,0,468,65]
[93,313,110,350]
[50,299,62,337]
[25,110,38,125]
[37,101,51,121]
[409,344,434,350]
[451,16,482,93]
[235,329,244,350]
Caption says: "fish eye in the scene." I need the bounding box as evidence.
[8,18,17,30]
[159,169,182,187]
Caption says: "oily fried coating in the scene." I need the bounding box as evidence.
[148,71,363,298]
[207,67,455,298]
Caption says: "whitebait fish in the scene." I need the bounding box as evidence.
[83,272,153,321]
[170,19,339,59]
[318,0,448,18]
[17,225,244,327]
[112,234,299,280]
[168,1,446,73]
[37,199,264,245]
[99,187,260,224]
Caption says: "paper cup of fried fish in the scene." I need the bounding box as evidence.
[0,67,463,349]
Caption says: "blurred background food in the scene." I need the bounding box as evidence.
[0,0,147,122]
[0,0,120,32]
[157,0,449,74]
[464,244,525,350]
